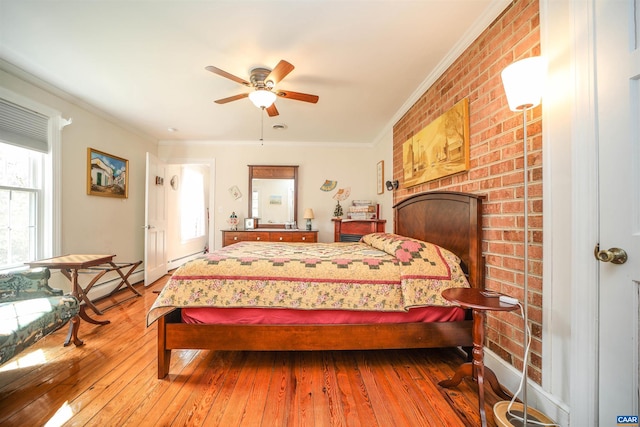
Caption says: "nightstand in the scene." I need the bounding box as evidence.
[438,287,518,427]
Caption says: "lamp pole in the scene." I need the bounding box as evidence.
[521,104,530,425]
[500,55,547,427]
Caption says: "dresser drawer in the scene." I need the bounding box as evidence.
[271,232,317,243]
[222,230,317,246]
[223,231,270,246]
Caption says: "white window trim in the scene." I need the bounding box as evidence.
[0,86,66,259]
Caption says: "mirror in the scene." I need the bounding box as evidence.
[248,165,298,228]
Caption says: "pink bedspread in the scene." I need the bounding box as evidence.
[182,306,465,325]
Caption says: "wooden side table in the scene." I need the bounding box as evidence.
[438,287,518,427]
[27,255,141,347]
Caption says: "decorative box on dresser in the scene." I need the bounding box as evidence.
[222,229,318,247]
[332,219,386,242]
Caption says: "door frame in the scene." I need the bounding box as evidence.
[560,0,636,424]
[566,0,601,423]
[538,0,601,425]
[162,157,217,257]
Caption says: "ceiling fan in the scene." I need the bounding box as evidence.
[205,60,319,117]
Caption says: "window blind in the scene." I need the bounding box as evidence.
[0,98,49,153]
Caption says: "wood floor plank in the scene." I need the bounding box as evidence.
[0,311,156,425]
[215,351,265,426]
[64,338,156,426]
[261,351,295,426]
[155,351,232,426]
[390,349,465,426]
[0,276,510,426]
[79,351,157,426]
[419,348,495,426]
[352,351,397,427]
[334,350,377,427]
[308,350,330,427]
[119,349,211,427]
[374,349,431,426]
[236,352,275,426]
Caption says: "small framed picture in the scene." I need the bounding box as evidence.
[377,160,384,194]
[244,218,256,230]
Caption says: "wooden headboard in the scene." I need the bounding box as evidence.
[393,191,484,290]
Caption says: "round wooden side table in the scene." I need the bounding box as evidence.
[438,287,519,427]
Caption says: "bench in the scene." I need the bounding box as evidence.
[0,268,80,365]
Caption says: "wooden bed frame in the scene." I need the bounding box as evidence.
[156,191,484,378]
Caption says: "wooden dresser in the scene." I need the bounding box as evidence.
[222,229,318,247]
[332,219,386,242]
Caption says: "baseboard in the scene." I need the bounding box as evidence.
[484,349,570,426]
[167,252,203,271]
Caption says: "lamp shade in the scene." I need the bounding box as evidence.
[303,208,315,219]
[248,89,277,108]
[500,56,547,111]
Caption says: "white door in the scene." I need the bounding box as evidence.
[596,0,640,423]
[144,152,167,285]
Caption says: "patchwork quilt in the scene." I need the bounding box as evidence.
[147,233,469,325]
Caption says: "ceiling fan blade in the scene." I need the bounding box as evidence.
[276,90,319,104]
[214,93,249,104]
[205,66,251,87]
[266,103,279,117]
[266,60,294,84]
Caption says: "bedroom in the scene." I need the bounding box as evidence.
[0,0,637,426]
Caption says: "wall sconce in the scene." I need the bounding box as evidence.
[385,180,399,191]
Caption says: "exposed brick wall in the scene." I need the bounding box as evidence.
[392,0,543,383]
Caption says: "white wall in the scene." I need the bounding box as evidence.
[0,66,157,294]
[158,137,394,248]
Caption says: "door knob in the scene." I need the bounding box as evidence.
[594,244,628,264]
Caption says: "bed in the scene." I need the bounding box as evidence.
[148,191,484,379]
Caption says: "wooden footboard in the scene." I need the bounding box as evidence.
[157,309,472,378]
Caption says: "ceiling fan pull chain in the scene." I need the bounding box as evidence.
[260,107,264,144]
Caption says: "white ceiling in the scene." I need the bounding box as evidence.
[0,1,508,145]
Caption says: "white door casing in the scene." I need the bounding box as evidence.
[144,152,167,286]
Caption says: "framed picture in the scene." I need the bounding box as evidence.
[228,185,242,200]
[269,195,282,205]
[87,148,129,199]
[403,98,470,187]
[377,161,384,194]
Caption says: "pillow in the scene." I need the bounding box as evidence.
[362,232,465,278]
[362,233,470,307]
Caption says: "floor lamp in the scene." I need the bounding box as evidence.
[494,57,555,427]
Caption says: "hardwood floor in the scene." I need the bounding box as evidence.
[0,276,505,426]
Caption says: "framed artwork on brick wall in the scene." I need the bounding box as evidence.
[402,98,470,187]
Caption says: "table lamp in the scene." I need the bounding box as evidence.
[303,208,315,230]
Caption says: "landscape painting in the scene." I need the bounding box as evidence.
[87,148,129,199]
[403,98,470,187]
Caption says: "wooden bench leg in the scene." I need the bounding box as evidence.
[64,315,84,347]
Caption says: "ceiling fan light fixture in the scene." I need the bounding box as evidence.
[249,89,276,109]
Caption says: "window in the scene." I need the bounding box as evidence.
[0,92,62,271]
[0,143,43,268]
[252,190,259,218]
